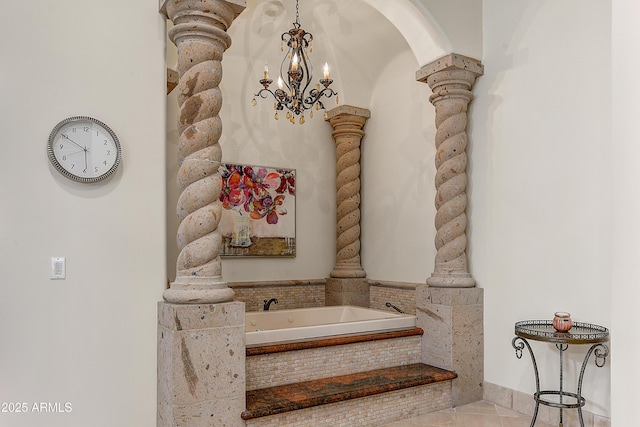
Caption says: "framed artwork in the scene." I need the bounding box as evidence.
[219,163,296,257]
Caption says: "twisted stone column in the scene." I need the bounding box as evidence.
[417,54,483,288]
[415,54,485,406]
[325,105,370,279]
[159,3,247,426]
[162,0,245,304]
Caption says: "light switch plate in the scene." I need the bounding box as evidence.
[50,257,65,279]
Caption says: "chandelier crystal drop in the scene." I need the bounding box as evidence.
[252,0,338,124]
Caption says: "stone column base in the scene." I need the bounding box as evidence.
[325,278,370,307]
[416,286,483,406]
[158,301,246,427]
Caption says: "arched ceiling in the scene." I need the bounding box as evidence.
[233,0,481,66]
[232,0,469,108]
[221,0,482,120]
[361,0,450,65]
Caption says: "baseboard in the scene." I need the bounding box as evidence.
[483,381,610,427]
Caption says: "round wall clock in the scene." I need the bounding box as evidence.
[47,116,121,183]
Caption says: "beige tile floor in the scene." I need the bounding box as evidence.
[383,400,554,427]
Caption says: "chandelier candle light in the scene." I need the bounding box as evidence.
[252,0,338,124]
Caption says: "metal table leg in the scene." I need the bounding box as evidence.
[513,336,540,427]
[513,337,609,427]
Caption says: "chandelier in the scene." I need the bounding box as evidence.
[252,0,338,124]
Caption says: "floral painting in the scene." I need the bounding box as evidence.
[219,163,296,256]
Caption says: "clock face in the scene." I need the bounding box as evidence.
[48,116,121,183]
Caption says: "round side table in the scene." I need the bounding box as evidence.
[512,320,609,427]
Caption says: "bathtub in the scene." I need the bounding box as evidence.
[245,305,416,345]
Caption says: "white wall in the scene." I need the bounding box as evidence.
[0,1,166,426]
[414,0,483,60]
[360,46,437,283]
[474,0,611,418]
[611,0,640,424]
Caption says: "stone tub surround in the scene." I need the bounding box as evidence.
[230,279,325,311]
[243,364,457,422]
[417,286,484,407]
[230,278,420,313]
[483,381,611,427]
[157,301,246,427]
[325,277,369,307]
[369,280,419,315]
[156,278,484,425]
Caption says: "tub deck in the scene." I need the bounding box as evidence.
[246,327,424,355]
[246,305,416,346]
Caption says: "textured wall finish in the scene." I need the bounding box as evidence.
[231,280,325,312]
[162,0,245,304]
[157,301,246,427]
[369,281,417,315]
[417,54,483,288]
[325,277,370,307]
[416,286,484,407]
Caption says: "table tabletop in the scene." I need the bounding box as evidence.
[514,320,609,344]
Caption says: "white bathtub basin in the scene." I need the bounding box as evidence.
[245,305,416,345]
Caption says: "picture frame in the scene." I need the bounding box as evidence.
[219,163,296,257]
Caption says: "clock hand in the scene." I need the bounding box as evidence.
[83,148,88,173]
[63,135,90,153]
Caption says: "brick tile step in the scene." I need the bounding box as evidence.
[241,363,457,420]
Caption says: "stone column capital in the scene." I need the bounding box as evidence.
[325,105,371,146]
[417,54,483,107]
[325,105,371,122]
[416,53,484,84]
[160,0,246,20]
[161,0,246,57]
